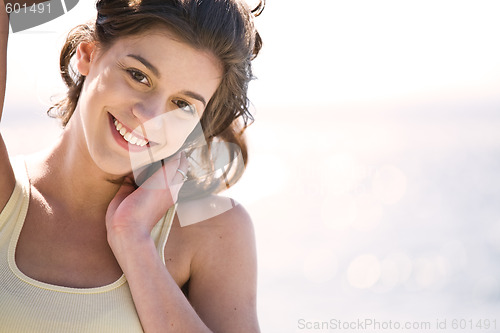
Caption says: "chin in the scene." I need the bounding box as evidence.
[88,147,133,177]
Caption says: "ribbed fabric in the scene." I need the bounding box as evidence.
[0,158,177,333]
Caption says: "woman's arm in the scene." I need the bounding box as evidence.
[1,1,50,210]
[110,200,260,333]
[109,229,213,333]
[106,155,260,332]
[186,201,260,332]
[0,1,7,117]
[106,154,211,332]
[0,1,16,212]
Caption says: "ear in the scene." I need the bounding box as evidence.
[75,42,96,76]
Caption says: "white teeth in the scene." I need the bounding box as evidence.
[113,117,148,147]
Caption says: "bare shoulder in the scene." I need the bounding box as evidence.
[167,194,256,266]
[174,194,255,252]
[176,194,252,229]
[173,195,260,332]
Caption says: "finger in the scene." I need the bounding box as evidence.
[168,151,187,186]
[121,174,174,224]
[115,152,184,224]
[172,151,189,185]
[169,152,189,201]
[106,178,137,221]
[179,151,189,172]
[127,153,184,220]
[138,152,182,190]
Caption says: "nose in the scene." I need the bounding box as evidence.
[131,98,164,121]
[131,99,167,132]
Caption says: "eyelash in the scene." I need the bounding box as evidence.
[173,99,196,116]
[126,68,151,87]
[122,65,196,116]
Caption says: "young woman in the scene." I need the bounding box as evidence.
[0,0,263,332]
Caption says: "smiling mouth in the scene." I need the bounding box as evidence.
[112,116,149,147]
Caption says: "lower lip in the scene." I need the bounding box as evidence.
[108,113,148,153]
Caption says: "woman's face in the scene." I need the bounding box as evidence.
[72,28,222,176]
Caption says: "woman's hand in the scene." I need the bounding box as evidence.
[105,151,188,248]
[104,152,215,332]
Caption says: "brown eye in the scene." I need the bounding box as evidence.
[127,69,150,86]
[173,99,196,116]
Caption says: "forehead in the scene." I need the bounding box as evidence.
[97,29,223,90]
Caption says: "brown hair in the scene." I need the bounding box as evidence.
[48,0,264,199]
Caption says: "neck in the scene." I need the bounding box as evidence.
[26,120,125,220]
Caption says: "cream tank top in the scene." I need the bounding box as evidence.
[0,158,177,332]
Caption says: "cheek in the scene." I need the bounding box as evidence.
[141,111,200,145]
[126,119,198,170]
[161,119,198,154]
[83,68,130,107]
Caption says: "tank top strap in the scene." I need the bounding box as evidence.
[150,203,177,265]
[10,155,30,192]
[0,157,29,232]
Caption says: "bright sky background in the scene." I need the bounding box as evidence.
[2,1,500,332]
[251,0,500,110]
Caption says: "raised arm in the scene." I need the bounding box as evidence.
[1,1,49,209]
[0,1,16,212]
[0,0,48,116]
[1,1,8,119]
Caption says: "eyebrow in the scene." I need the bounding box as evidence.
[126,54,207,107]
[181,90,207,107]
[127,54,161,78]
